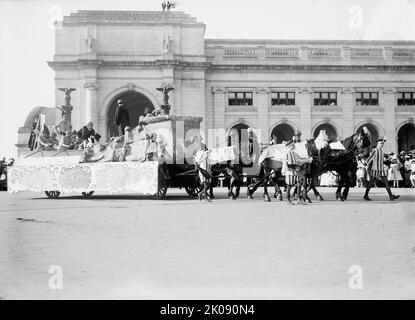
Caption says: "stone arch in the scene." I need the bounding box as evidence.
[354,120,383,147]
[312,120,342,140]
[269,121,298,144]
[101,85,161,138]
[226,120,255,136]
[396,120,415,153]
[226,121,256,150]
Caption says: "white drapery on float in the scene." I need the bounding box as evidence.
[8,159,159,195]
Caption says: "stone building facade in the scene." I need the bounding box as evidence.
[31,10,415,154]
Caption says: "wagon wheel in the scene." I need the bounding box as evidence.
[45,191,60,199]
[81,191,94,198]
[185,184,202,198]
[154,175,168,199]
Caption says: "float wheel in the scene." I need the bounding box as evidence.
[45,191,60,199]
[81,191,94,198]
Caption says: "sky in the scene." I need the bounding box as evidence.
[1,0,415,158]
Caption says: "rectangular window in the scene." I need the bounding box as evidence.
[271,92,296,106]
[356,92,379,106]
[314,92,337,106]
[228,92,253,106]
[397,92,415,105]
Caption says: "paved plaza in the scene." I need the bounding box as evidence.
[0,187,414,300]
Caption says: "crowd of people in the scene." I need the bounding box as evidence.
[28,114,102,153]
[357,148,415,188]
[0,157,15,191]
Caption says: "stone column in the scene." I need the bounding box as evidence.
[255,87,270,144]
[84,81,99,128]
[210,87,227,147]
[298,87,312,138]
[382,88,397,153]
[341,87,354,137]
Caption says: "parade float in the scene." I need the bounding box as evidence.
[8,87,236,199]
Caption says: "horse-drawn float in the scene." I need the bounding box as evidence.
[8,115,235,199]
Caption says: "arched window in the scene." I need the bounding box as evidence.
[398,123,415,153]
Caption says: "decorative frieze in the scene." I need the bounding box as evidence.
[211,87,227,94]
[84,81,99,90]
[341,87,355,94]
[255,87,270,94]
[383,87,397,94]
[297,87,313,94]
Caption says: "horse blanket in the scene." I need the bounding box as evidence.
[257,142,310,165]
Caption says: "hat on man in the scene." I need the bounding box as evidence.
[87,121,93,127]
[376,137,386,143]
[117,99,124,105]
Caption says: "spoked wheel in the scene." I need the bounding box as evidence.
[154,175,168,200]
[45,191,61,199]
[185,184,203,198]
[81,191,94,198]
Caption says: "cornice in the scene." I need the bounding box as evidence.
[62,10,205,27]
[48,60,415,73]
[208,64,415,72]
[205,39,415,46]
[48,60,211,70]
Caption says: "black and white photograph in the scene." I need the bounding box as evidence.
[1,0,415,303]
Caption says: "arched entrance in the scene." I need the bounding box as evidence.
[356,123,380,148]
[313,123,338,140]
[229,123,250,146]
[398,123,415,153]
[270,123,295,144]
[107,91,154,138]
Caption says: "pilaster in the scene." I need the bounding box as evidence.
[382,87,397,153]
[341,87,355,137]
[297,87,312,138]
[255,87,270,143]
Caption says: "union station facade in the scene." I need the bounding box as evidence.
[19,10,415,154]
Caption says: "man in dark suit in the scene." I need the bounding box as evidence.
[114,99,130,136]
[77,121,101,145]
